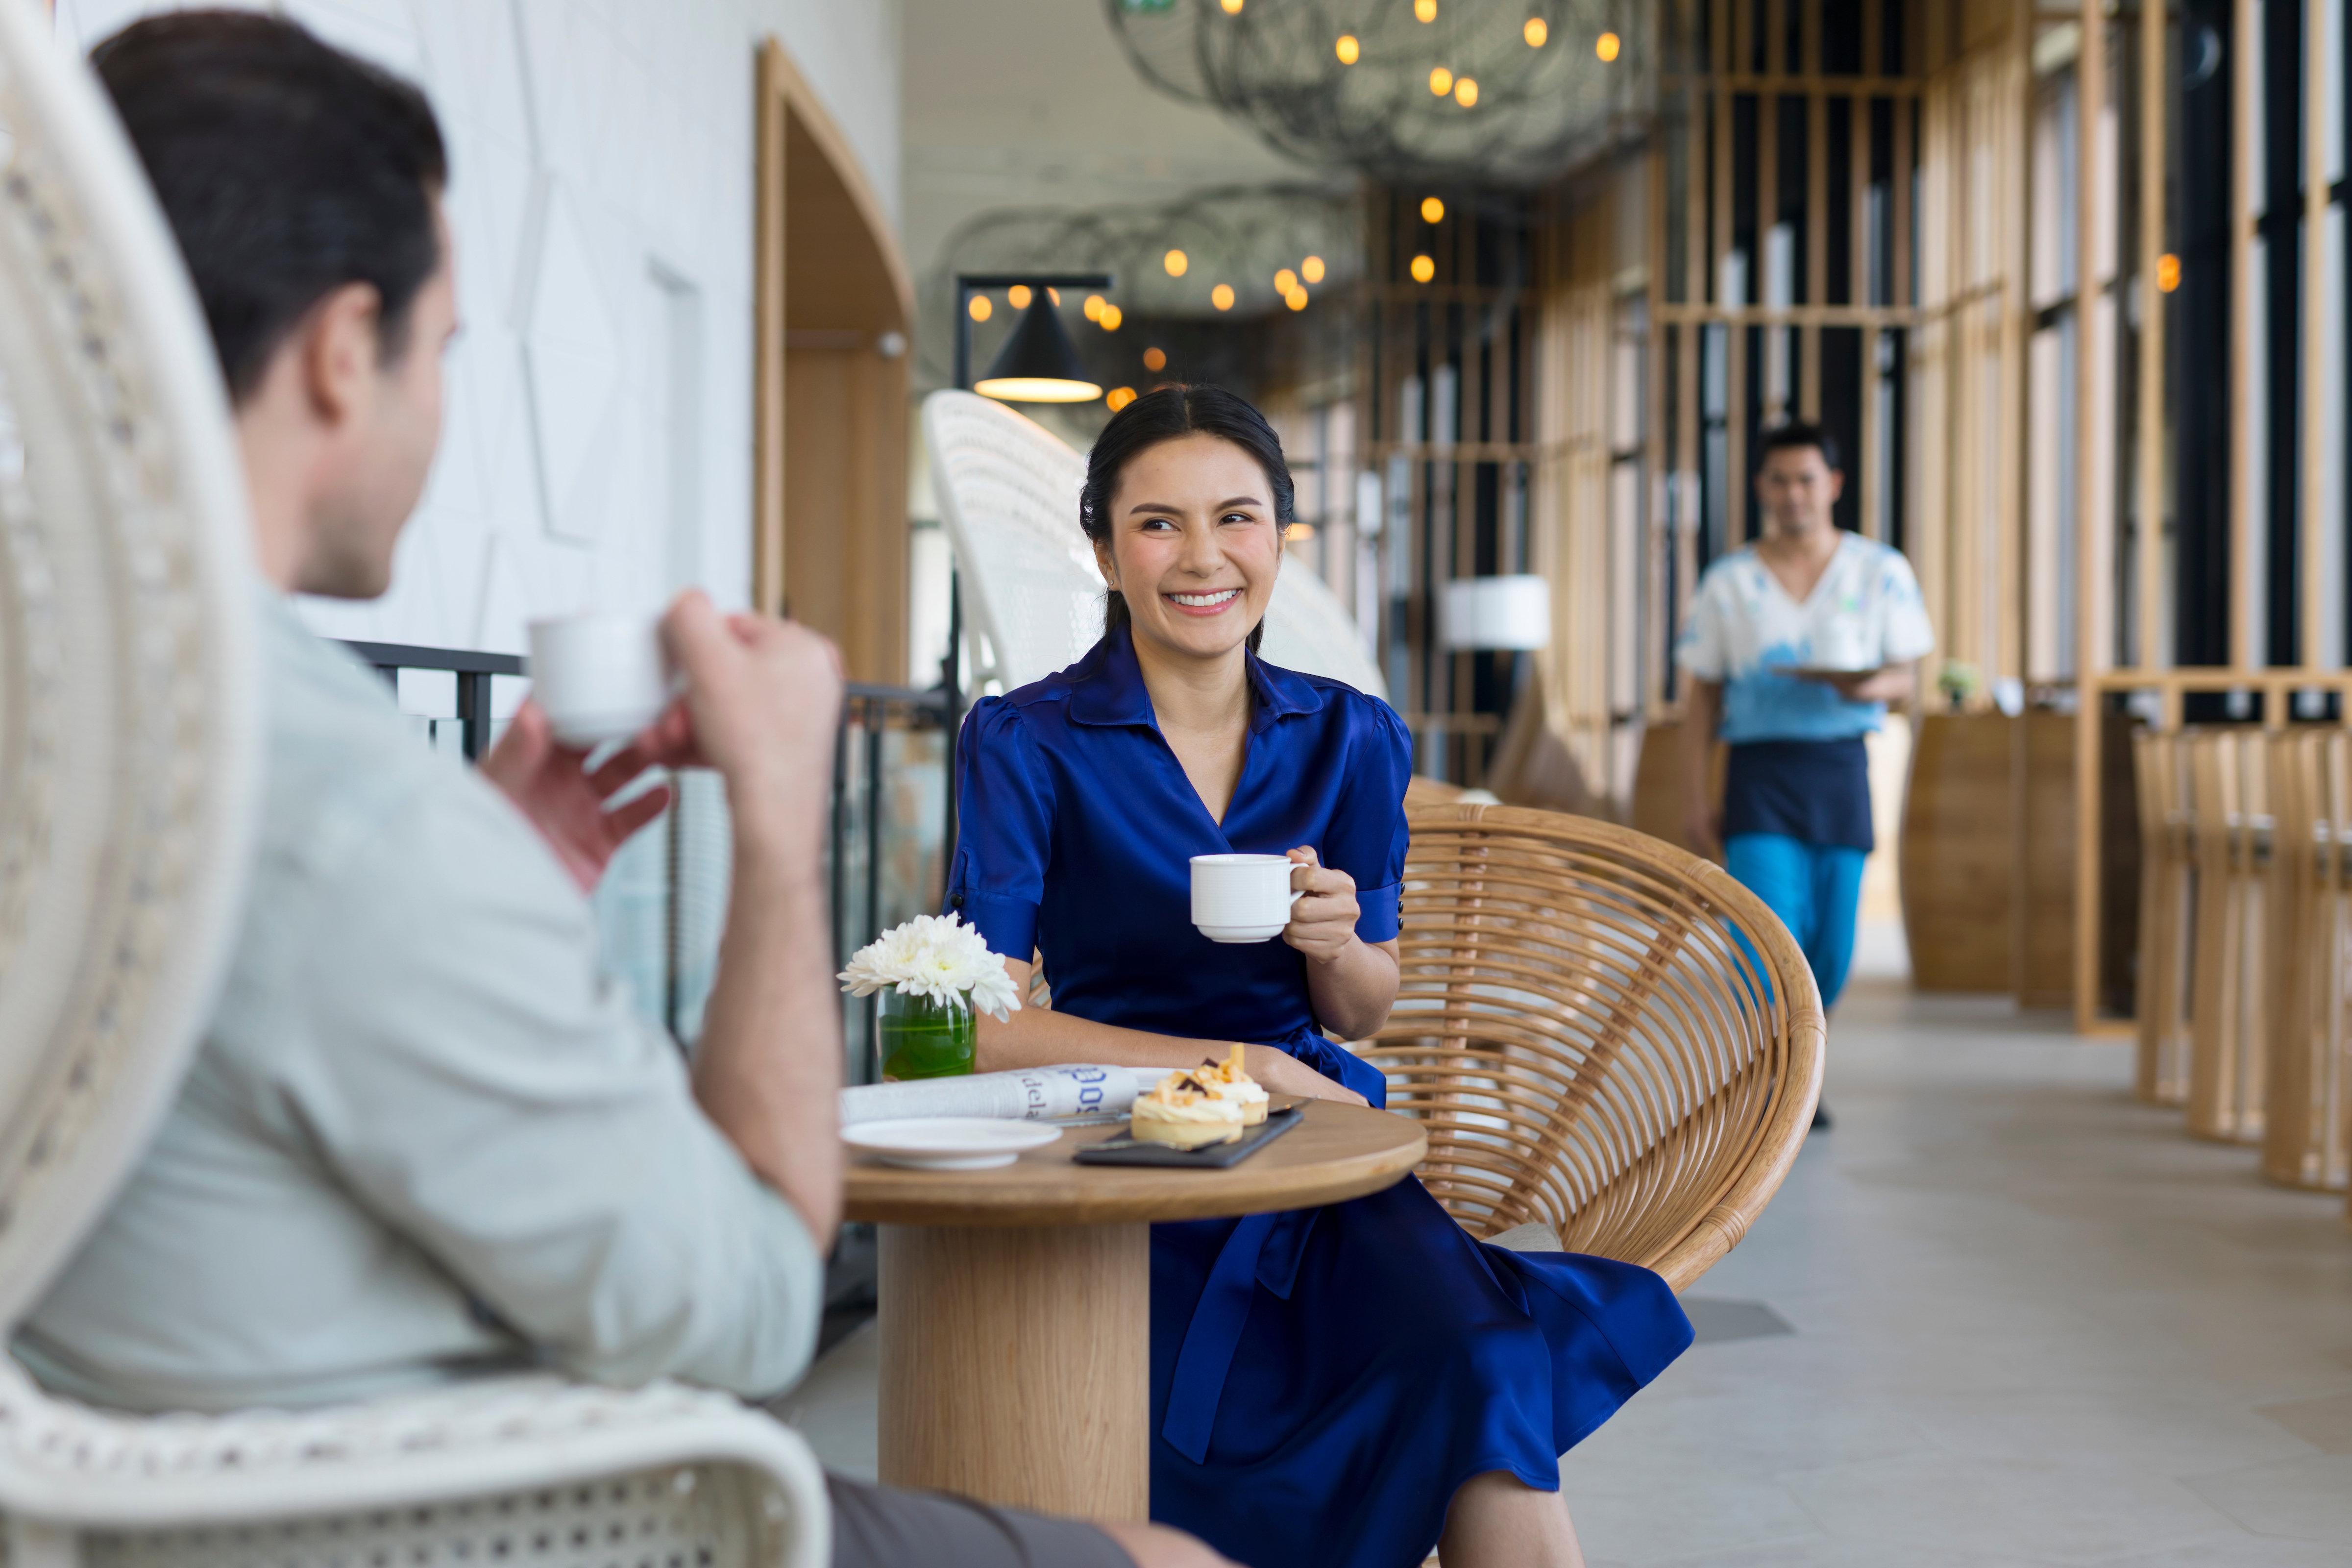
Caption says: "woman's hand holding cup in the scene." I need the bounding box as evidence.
[1239,1043,1369,1107]
[1280,847,1360,964]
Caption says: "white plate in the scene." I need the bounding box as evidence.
[842,1117,1064,1170]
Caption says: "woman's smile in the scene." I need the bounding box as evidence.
[1166,588,1242,615]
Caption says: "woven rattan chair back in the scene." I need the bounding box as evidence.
[2184,730,2269,1143]
[1358,805,1825,1292]
[2264,731,2352,1191]
[2132,731,2194,1105]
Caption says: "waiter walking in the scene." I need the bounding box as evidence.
[1674,423,1935,1127]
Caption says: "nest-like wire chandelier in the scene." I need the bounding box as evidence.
[1105,0,1650,187]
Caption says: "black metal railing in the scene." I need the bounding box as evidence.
[351,643,955,1078]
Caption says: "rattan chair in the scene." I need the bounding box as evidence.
[2132,730,2195,1106]
[2184,730,2269,1143]
[0,12,826,1562]
[2264,730,2352,1191]
[1357,805,1824,1287]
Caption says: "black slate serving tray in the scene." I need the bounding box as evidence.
[1073,1106,1303,1168]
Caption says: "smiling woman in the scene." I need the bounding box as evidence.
[940,381,1692,1568]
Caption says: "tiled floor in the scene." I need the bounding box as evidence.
[782,924,2352,1565]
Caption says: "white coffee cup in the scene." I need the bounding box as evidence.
[1191,853,1304,944]
[527,612,673,746]
[1813,615,1874,672]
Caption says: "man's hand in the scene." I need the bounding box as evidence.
[1281,846,1361,964]
[481,699,672,893]
[658,590,843,854]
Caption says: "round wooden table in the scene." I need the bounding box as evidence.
[843,1100,1425,1521]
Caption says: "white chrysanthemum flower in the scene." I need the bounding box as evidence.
[837,912,1023,1022]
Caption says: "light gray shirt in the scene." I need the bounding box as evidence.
[14,594,821,1414]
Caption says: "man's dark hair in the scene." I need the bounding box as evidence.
[92,12,447,403]
[1755,421,1841,473]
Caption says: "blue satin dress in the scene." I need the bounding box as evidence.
[947,626,1692,1568]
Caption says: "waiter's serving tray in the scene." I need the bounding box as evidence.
[1073,1106,1302,1168]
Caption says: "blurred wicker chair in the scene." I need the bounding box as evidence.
[1357,805,1824,1288]
[2132,730,2195,1105]
[2264,730,2352,1191]
[921,389,1387,696]
[2184,730,2269,1143]
[0,11,826,1561]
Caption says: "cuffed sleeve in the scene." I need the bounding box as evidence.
[1325,695,1412,944]
[1674,568,1729,681]
[946,697,1056,961]
[1879,552,1937,663]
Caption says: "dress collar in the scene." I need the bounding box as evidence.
[1065,622,1326,734]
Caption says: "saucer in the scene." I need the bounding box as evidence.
[842,1117,1063,1170]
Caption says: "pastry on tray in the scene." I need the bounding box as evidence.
[1195,1043,1271,1125]
[1129,1067,1248,1149]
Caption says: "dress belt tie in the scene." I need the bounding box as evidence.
[1158,1028,1386,1465]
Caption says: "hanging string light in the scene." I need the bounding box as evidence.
[1111,1,1644,186]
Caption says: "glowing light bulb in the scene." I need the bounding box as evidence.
[1596,31,1620,62]
[1524,17,1548,47]
[1007,284,1032,309]
[1099,304,1124,331]
[1421,196,1446,223]
[1144,346,1168,371]
[1211,283,1235,311]
[1164,248,1189,277]
[1220,0,1243,13]
[1083,294,1104,320]
[1411,254,1436,284]
[1429,65,1453,95]
[1274,267,1298,294]
[1414,0,1436,20]
[2156,253,2182,292]
[1302,255,1326,284]
[1107,387,1138,411]
[1335,33,1359,64]
[1048,287,1061,304]
[967,294,992,322]
[1454,76,1478,105]
[1285,287,1309,312]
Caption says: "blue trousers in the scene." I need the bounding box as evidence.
[1724,833,1868,1011]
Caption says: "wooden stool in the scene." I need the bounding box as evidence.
[2184,730,2268,1143]
[2132,730,2194,1105]
[2262,732,2351,1190]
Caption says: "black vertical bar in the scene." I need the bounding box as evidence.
[664,782,684,1047]
[863,713,885,1086]
[830,705,849,975]
[2263,0,2301,665]
[941,563,963,885]
[456,669,490,761]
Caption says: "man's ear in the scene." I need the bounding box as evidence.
[298,281,386,425]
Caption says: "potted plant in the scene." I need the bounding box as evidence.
[838,913,1022,1080]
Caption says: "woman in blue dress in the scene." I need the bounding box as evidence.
[948,385,1691,1568]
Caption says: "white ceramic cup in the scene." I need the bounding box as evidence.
[527,612,673,746]
[1191,853,1304,944]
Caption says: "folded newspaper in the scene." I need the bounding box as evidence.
[838,1064,1157,1126]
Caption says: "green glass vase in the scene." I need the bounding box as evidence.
[878,990,975,1081]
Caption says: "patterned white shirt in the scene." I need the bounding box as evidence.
[1674,532,1936,743]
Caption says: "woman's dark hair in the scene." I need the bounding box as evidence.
[1078,383,1294,654]
[92,12,448,405]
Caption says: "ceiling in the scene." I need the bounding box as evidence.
[899,0,1334,284]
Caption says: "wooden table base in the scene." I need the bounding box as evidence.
[877,1221,1151,1520]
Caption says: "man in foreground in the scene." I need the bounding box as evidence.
[1675,424,1935,1123]
[16,13,1217,1567]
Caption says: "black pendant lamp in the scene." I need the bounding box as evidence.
[974,291,1103,404]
